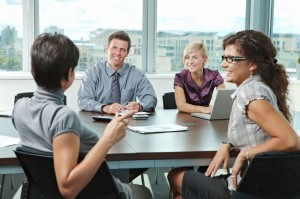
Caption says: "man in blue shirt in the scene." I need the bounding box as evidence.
[78,31,157,114]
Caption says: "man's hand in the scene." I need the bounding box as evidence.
[125,102,140,112]
[102,103,125,114]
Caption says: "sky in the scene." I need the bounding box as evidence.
[0,0,299,40]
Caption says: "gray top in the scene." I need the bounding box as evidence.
[228,75,278,150]
[12,86,134,198]
[77,62,157,113]
[12,86,98,153]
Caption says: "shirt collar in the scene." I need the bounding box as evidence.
[185,68,207,84]
[34,86,65,105]
[106,62,125,77]
[231,74,261,100]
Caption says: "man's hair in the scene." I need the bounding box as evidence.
[31,32,79,90]
[108,31,131,53]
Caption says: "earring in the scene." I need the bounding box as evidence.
[250,71,253,78]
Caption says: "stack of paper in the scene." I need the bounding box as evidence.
[0,135,20,147]
[128,123,188,134]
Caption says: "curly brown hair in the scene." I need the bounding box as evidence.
[223,30,291,121]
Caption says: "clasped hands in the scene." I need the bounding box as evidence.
[104,102,140,114]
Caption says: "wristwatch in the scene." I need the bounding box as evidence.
[222,140,234,148]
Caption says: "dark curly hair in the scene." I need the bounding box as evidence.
[223,30,291,121]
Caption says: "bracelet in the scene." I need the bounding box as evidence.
[246,148,250,165]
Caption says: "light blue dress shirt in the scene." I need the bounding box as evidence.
[77,61,157,113]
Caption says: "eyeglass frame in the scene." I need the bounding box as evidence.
[221,55,247,63]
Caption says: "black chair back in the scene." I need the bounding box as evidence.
[14,92,67,105]
[231,150,300,199]
[14,146,125,199]
[162,92,177,109]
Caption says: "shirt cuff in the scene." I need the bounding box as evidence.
[139,104,143,111]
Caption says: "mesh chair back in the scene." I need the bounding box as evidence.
[14,92,67,105]
[232,150,300,199]
[15,146,125,199]
[162,92,177,109]
[14,92,34,104]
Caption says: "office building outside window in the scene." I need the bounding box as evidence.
[39,0,142,72]
[0,0,299,76]
[156,0,246,73]
[272,0,300,78]
[0,0,22,72]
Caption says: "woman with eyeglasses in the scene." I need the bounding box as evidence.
[174,42,225,114]
[167,29,300,199]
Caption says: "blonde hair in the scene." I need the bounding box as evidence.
[183,42,208,66]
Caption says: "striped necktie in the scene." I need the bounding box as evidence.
[111,72,121,103]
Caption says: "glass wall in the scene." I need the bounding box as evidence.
[0,0,23,72]
[39,0,142,72]
[272,0,300,78]
[156,0,246,73]
[0,0,299,77]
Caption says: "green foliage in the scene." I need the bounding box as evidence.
[0,56,22,71]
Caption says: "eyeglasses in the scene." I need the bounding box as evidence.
[221,55,247,63]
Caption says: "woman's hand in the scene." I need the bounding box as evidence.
[230,149,248,189]
[205,144,231,177]
[199,106,212,114]
[101,111,134,146]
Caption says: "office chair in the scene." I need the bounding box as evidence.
[14,92,67,105]
[14,146,126,199]
[152,92,178,198]
[0,92,68,197]
[154,92,177,185]
[162,92,177,109]
[230,150,300,199]
[0,92,37,199]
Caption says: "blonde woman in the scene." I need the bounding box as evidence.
[174,42,225,114]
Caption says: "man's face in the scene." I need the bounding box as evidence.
[106,38,129,70]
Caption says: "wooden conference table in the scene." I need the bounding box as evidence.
[0,109,229,175]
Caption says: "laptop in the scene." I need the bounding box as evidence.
[191,88,235,120]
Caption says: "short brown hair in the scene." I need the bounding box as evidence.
[108,31,131,53]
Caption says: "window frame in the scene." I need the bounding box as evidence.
[1,0,277,76]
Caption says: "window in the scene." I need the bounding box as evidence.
[156,0,246,73]
[2,0,298,76]
[0,0,23,72]
[272,0,300,78]
[39,0,142,72]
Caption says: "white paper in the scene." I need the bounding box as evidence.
[0,110,12,117]
[119,110,151,116]
[0,135,20,147]
[128,123,188,134]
